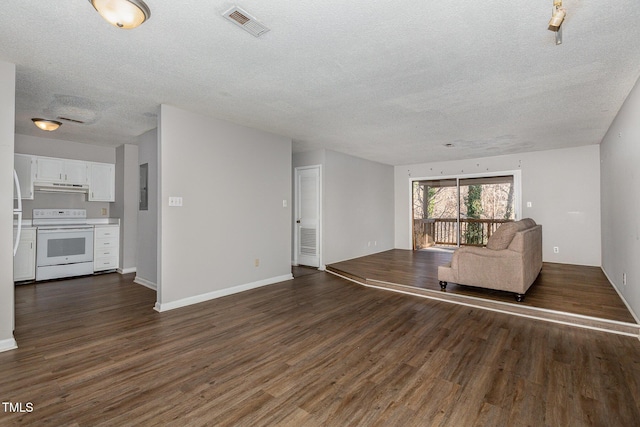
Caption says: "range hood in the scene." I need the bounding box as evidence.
[34,182,89,194]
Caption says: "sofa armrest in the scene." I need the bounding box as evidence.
[454,247,527,293]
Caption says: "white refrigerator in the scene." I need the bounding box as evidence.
[13,169,22,256]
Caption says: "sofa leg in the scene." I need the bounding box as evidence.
[515,293,525,302]
[439,281,447,290]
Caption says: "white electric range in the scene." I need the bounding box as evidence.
[32,209,94,281]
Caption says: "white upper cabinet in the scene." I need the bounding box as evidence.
[35,157,89,185]
[35,157,64,182]
[14,154,35,200]
[88,162,115,202]
[16,154,115,202]
[64,160,89,185]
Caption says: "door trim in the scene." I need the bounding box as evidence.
[293,165,322,269]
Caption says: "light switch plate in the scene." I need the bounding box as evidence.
[169,197,183,207]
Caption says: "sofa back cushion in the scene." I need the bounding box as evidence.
[486,221,523,250]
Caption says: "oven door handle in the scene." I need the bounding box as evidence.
[37,227,94,234]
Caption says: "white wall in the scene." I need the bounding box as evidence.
[323,150,395,264]
[601,75,640,320]
[0,61,16,351]
[157,105,292,310]
[113,144,138,273]
[15,134,115,163]
[293,149,395,266]
[135,128,158,288]
[395,145,602,266]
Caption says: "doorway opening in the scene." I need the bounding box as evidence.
[412,172,520,250]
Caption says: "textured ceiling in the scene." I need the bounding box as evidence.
[1,0,639,165]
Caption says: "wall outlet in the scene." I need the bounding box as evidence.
[553,246,559,254]
[254,258,260,267]
[101,208,107,216]
[623,273,627,286]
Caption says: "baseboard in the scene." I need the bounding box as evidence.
[0,338,18,353]
[118,267,137,275]
[601,267,640,324]
[134,276,157,291]
[154,273,294,312]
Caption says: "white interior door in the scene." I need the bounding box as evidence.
[295,166,320,268]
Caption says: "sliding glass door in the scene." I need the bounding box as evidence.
[412,174,517,250]
[412,179,458,249]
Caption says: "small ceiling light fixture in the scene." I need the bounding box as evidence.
[548,0,566,45]
[88,0,151,29]
[31,118,62,132]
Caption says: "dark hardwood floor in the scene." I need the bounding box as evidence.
[327,249,638,325]
[292,265,323,278]
[2,271,640,425]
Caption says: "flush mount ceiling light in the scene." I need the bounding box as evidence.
[31,118,62,132]
[548,0,566,45]
[88,0,151,29]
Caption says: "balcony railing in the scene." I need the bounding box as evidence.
[413,218,513,248]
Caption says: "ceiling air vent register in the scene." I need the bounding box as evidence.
[58,116,85,124]
[222,6,270,37]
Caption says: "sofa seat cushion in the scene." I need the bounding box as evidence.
[486,221,523,250]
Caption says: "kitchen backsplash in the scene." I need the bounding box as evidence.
[21,192,109,219]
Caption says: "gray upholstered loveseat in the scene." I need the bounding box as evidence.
[437,218,542,301]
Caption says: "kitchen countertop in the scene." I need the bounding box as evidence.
[15,218,120,228]
[87,218,120,226]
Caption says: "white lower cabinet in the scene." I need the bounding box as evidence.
[14,228,36,282]
[94,225,120,272]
